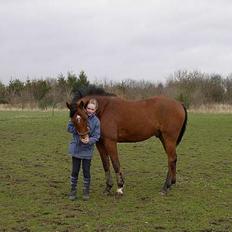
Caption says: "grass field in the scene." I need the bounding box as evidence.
[0,111,231,232]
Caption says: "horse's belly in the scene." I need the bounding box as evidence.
[117,128,156,142]
[118,137,151,143]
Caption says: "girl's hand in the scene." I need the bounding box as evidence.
[81,137,89,144]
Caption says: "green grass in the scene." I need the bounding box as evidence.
[0,111,231,232]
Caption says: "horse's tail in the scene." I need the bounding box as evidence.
[176,104,188,146]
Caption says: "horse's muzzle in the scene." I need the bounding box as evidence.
[77,127,90,139]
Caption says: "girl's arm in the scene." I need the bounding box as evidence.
[88,120,100,145]
[67,121,77,134]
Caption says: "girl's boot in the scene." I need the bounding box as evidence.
[83,178,90,201]
[69,176,77,200]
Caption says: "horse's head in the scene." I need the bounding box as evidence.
[66,101,90,139]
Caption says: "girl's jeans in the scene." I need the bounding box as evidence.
[70,157,91,190]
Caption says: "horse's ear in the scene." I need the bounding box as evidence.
[66,102,71,109]
[79,101,84,109]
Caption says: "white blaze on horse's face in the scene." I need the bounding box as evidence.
[72,113,90,139]
[76,114,81,123]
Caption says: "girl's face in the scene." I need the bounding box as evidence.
[86,103,96,116]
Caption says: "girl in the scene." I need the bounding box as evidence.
[67,99,100,200]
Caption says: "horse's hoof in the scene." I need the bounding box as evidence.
[103,191,110,196]
[161,187,172,195]
[115,192,123,198]
[115,188,123,197]
[160,187,170,195]
[160,190,167,196]
[103,190,111,196]
[103,186,113,196]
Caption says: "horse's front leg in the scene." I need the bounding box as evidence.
[103,139,125,196]
[96,142,113,195]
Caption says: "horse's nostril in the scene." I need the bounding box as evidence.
[81,134,89,140]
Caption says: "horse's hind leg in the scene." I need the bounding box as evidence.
[160,136,177,194]
[96,142,113,195]
[103,139,125,196]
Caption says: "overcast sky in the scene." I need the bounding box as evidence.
[0,0,232,85]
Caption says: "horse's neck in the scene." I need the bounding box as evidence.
[96,96,112,118]
[96,97,109,118]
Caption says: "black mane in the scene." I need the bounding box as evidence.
[69,85,115,117]
[71,84,116,104]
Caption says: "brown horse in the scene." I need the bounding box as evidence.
[67,87,187,195]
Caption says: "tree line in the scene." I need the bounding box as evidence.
[0,70,232,109]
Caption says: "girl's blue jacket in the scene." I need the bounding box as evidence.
[67,114,100,159]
